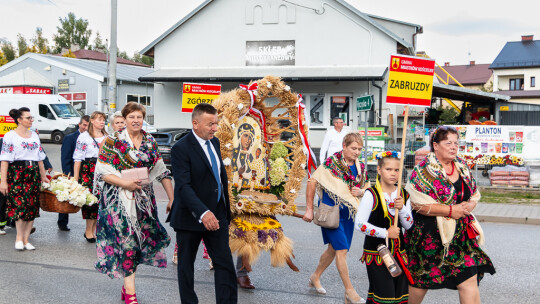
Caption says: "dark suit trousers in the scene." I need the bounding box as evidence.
[176,213,237,303]
[57,213,69,227]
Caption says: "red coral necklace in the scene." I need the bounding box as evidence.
[445,162,455,176]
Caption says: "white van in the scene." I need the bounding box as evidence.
[0,94,80,143]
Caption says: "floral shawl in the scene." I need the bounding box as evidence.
[94,128,170,242]
[405,152,483,255]
[311,151,370,218]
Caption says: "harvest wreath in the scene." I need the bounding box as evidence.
[212,75,316,270]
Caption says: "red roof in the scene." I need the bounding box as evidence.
[71,49,151,67]
[435,63,492,86]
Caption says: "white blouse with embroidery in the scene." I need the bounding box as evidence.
[73,131,106,162]
[0,130,46,162]
[354,188,414,239]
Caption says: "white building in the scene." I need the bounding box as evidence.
[140,0,424,147]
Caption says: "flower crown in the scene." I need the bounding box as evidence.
[375,151,401,160]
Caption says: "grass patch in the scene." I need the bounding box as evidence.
[480,191,540,205]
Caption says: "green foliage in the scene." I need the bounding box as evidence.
[0,51,7,66]
[132,52,154,66]
[92,31,107,52]
[118,50,130,60]
[53,12,92,53]
[437,106,459,124]
[31,27,49,54]
[269,142,288,160]
[17,34,28,57]
[0,41,15,62]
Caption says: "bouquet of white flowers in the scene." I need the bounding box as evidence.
[42,173,98,208]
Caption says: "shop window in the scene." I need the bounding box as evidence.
[330,96,350,126]
[509,78,524,91]
[531,76,536,88]
[308,94,325,127]
[127,94,152,107]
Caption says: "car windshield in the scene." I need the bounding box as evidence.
[50,104,80,118]
[151,133,170,144]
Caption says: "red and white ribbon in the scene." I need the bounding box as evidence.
[296,94,318,176]
[239,82,258,121]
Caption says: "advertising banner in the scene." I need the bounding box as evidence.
[181,83,221,113]
[358,127,386,160]
[451,125,540,165]
[0,115,17,138]
[386,55,435,107]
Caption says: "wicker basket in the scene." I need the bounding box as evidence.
[39,174,81,214]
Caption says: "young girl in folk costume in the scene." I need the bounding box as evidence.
[73,111,108,242]
[354,151,414,304]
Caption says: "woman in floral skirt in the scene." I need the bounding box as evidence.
[0,107,49,250]
[74,111,107,242]
[405,126,495,304]
[94,102,174,304]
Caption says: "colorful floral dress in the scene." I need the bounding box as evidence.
[0,131,46,221]
[94,129,171,279]
[405,154,495,289]
[73,131,105,219]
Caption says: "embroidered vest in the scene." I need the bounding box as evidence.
[361,186,410,266]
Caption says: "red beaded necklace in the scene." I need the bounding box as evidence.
[445,162,455,176]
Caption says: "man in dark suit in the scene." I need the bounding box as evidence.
[58,115,89,231]
[170,103,237,304]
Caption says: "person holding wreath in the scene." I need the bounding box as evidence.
[303,132,370,304]
[94,102,174,304]
[405,126,495,304]
[73,111,107,242]
[0,107,49,250]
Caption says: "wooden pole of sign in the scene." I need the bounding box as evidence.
[394,106,409,227]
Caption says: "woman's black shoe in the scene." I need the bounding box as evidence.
[84,233,96,243]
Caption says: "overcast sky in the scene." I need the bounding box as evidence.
[2,0,538,66]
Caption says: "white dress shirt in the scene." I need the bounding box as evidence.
[319,127,348,163]
[192,131,222,222]
[354,188,414,239]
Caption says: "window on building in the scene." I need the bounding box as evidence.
[330,96,350,126]
[531,77,536,88]
[509,78,524,90]
[308,94,325,127]
[127,94,152,107]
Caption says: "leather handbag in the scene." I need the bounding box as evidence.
[121,167,150,185]
[313,202,340,229]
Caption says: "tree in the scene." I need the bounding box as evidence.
[437,105,459,124]
[93,31,107,52]
[53,12,92,53]
[17,34,28,57]
[117,50,130,60]
[132,51,154,66]
[0,50,8,66]
[0,41,16,62]
[31,27,49,54]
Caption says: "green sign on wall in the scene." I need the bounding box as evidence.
[356,95,373,111]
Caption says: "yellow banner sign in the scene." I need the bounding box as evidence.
[386,55,435,107]
[0,115,17,137]
[182,83,222,113]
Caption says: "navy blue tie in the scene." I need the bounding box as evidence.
[206,140,221,201]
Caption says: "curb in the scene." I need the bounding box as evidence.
[476,215,540,226]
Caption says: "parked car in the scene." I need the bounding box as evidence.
[150,128,191,169]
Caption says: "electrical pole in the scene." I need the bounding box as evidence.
[108,0,118,114]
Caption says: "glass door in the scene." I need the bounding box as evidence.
[330,94,352,126]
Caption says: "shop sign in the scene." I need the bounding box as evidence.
[73,92,87,100]
[0,87,13,94]
[25,87,52,94]
[59,93,72,100]
[0,115,17,138]
[181,82,221,113]
[246,40,295,66]
[500,106,509,111]
[386,55,435,107]
[358,127,386,160]
[58,79,69,92]
[356,95,373,111]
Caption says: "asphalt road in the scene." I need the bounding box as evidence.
[0,144,537,303]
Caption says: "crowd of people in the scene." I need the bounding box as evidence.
[0,102,495,304]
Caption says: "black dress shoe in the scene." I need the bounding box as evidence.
[58,226,71,231]
[84,233,96,243]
